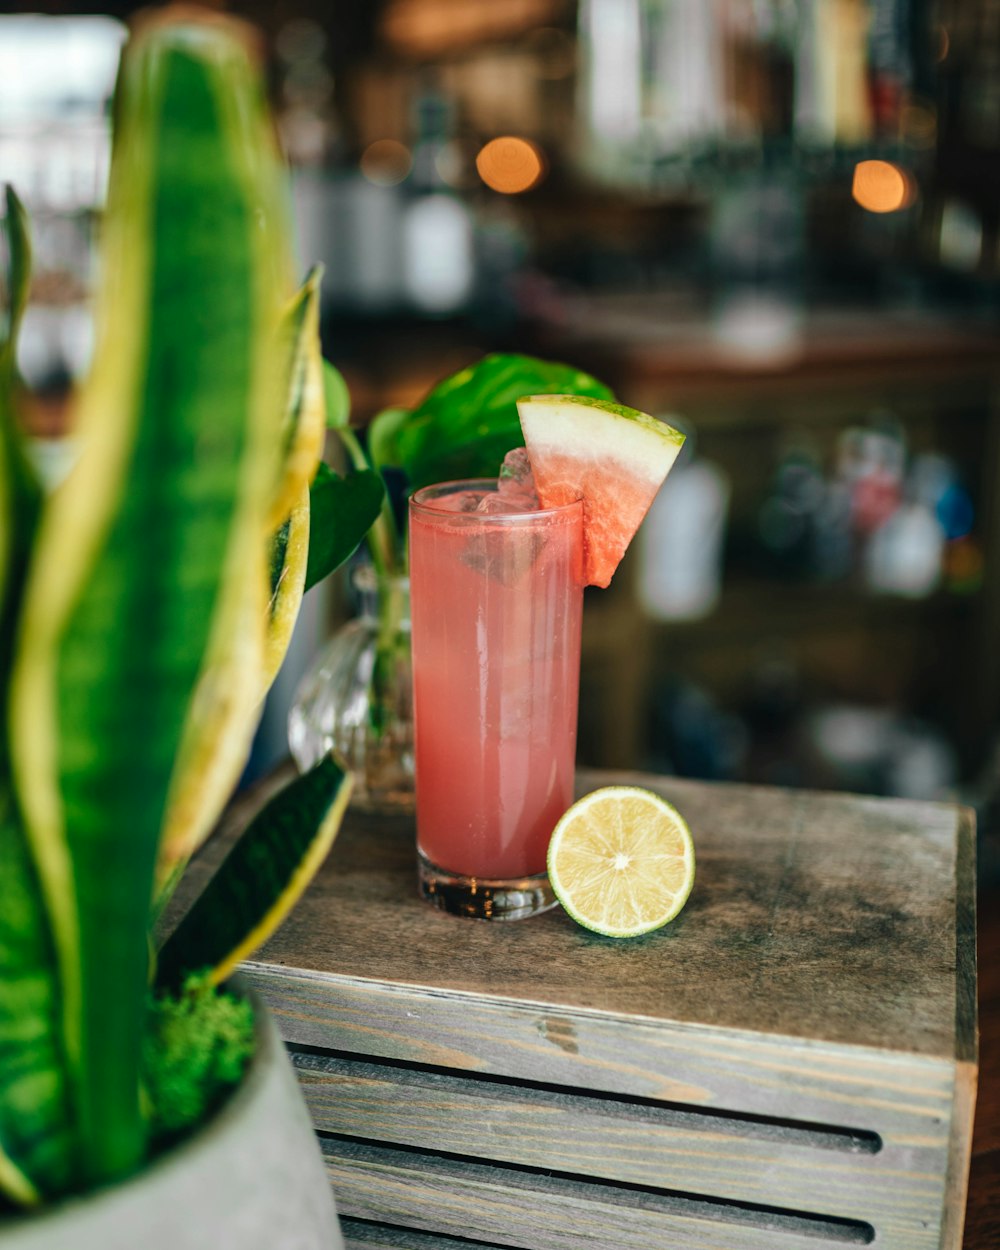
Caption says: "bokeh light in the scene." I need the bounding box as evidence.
[360,138,413,186]
[851,160,915,214]
[475,136,545,194]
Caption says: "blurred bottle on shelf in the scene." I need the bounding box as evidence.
[794,0,876,145]
[402,87,475,314]
[864,493,944,596]
[638,424,730,620]
[749,417,979,597]
[646,676,747,782]
[577,0,724,182]
[577,0,915,186]
[847,422,905,535]
[861,445,982,598]
[811,471,855,583]
[866,0,914,138]
[275,18,339,170]
[710,175,805,364]
[808,704,957,799]
[756,436,828,580]
[291,73,475,316]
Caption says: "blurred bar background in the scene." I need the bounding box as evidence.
[3,0,999,843]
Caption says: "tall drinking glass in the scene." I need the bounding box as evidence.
[409,480,584,919]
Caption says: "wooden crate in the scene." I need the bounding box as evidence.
[230,770,976,1250]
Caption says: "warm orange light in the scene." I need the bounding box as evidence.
[475,136,545,194]
[852,160,915,213]
[360,139,412,186]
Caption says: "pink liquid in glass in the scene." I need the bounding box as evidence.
[409,481,583,887]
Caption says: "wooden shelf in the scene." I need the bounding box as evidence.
[533,301,1000,409]
[585,577,977,653]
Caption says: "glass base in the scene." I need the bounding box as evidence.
[417,852,557,921]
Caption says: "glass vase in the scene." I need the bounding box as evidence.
[288,564,414,813]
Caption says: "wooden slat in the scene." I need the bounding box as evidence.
[323,1137,881,1250]
[246,965,956,1137]
[295,1051,945,1239]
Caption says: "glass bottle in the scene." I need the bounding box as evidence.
[288,564,413,812]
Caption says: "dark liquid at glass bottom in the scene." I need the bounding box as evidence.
[417,851,557,921]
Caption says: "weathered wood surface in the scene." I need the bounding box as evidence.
[242,770,973,1060]
[202,766,977,1249]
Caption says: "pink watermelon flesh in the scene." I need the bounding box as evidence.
[530,453,660,587]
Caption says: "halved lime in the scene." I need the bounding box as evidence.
[547,786,695,938]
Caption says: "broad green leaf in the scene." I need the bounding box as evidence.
[8,22,290,1190]
[366,405,408,474]
[397,352,614,491]
[322,358,351,431]
[304,462,384,592]
[157,755,351,989]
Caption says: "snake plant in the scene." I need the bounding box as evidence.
[0,11,380,1208]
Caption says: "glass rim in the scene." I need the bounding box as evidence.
[409,478,583,524]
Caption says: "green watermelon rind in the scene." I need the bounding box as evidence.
[519,393,686,446]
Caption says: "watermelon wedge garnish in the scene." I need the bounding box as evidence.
[516,394,685,588]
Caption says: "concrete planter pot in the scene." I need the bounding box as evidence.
[0,988,342,1250]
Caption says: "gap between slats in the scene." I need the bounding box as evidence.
[323,1135,878,1246]
[289,1043,883,1156]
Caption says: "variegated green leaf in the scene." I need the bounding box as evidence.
[157,755,351,988]
[267,265,325,530]
[8,19,290,1190]
[0,788,74,1205]
[156,269,326,895]
[0,184,73,1206]
[0,186,41,615]
[1,185,31,374]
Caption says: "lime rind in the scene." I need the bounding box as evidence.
[547,786,695,938]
